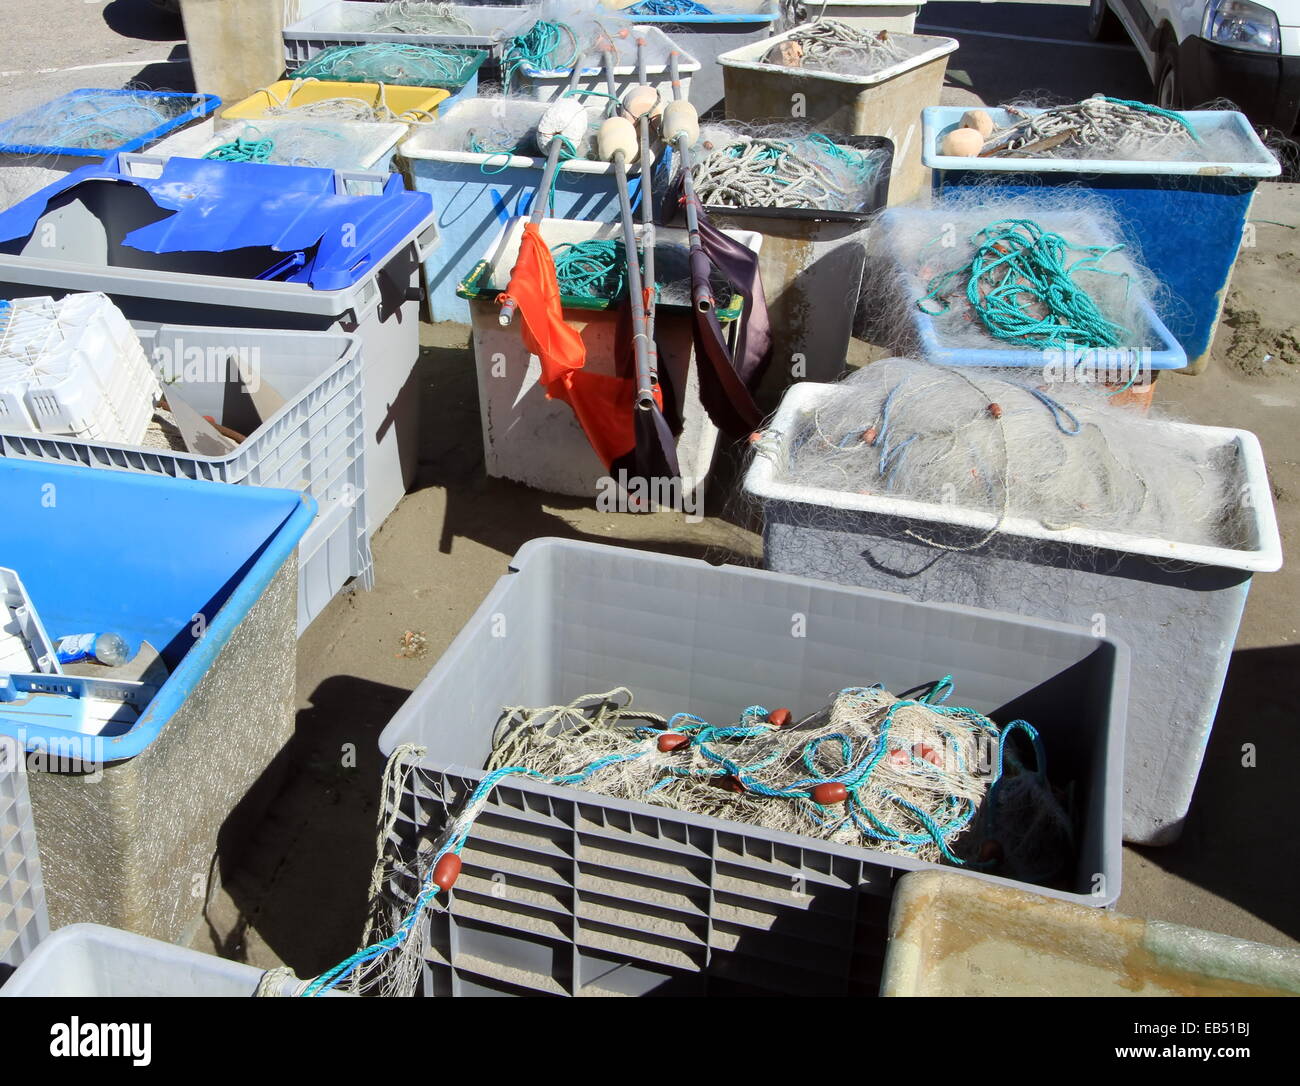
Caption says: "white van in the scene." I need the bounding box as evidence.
[1088,0,1300,131]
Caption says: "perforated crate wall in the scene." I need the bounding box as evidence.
[1,755,48,976]
[385,768,894,997]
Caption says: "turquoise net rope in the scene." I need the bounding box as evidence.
[203,136,275,163]
[917,218,1133,351]
[627,0,714,14]
[551,240,627,300]
[502,19,580,84]
[294,43,484,88]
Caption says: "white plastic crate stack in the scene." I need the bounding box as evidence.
[1,738,48,975]
[0,294,160,445]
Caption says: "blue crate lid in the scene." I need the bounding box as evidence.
[0,458,315,760]
[0,155,435,292]
[0,88,221,158]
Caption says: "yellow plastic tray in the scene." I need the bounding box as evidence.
[220,80,449,125]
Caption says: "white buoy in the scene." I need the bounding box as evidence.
[661,99,699,147]
[961,109,994,138]
[598,115,639,164]
[941,127,985,158]
[621,83,659,122]
[536,98,589,156]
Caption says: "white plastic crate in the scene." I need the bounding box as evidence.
[460,216,762,502]
[0,293,160,445]
[144,117,408,195]
[1,924,317,996]
[512,26,701,105]
[744,382,1283,845]
[0,740,47,974]
[0,323,371,636]
[0,567,60,676]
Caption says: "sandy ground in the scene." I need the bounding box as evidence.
[2,0,1297,986]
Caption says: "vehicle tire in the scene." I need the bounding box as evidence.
[1087,0,1124,41]
[1155,42,1181,109]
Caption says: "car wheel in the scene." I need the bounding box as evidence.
[1155,44,1181,109]
[1087,0,1124,41]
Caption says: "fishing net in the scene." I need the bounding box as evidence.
[501,2,640,80]
[960,95,1269,163]
[201,120,390,170]
[360,0,477,34]
[293,43,486,88]
[546,237,735,306]
[0,89,205,153]
[758,357,1246,550]
[761,19,910,77]
[301,681,1074,996]
[866,193,1162,356]
[261,81,437,124]
[424,95,602,160]
[687,122,887,212]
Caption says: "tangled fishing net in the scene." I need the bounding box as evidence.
[762,19,910,76]
[867,194,1161,356]
[761,357,1245,549]
[361,0,476,34]
[201,120,388,170]
[300,680,1072,996]
[688,122,887,212]
[293,43,486,88]
[0,89,205,153]
[261,81,437,124]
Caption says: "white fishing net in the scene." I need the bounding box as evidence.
[758,357,1247,550]
[761,19,911,77]
[686,121,889,212]
[0,88,204,154]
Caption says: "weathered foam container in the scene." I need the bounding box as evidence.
[459,216,759,503]
[778,0,920,32]
[0,924,315,996]
[376,538,1128,996]
[0,746,47,975]
[719,28,958,205]
[144,116,408,195]
[282,1,534,66]
[0,155,440,533]
[511,26,701,106]
[399,97,658,323]
[0,457,315,944]
[0,324,372,635]
[606,1,781,115]
[744,381,1283,845]
[921,106,1281,372]
[881,870,1300,996]
[688,133,892,406]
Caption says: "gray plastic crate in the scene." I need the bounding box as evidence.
[282,2,533,67]
[0,742,48,976]
[0,923,311,996]
[0,154,440,535]
[0,567,60,675]
[0,325,370,636]
[377,539,1129,996]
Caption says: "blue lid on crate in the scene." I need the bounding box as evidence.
[0,88,221,158]
[0,457,315,759]
[0,155,435,291]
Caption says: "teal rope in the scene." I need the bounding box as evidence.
[551,239,626,299]
[503,19,580,84]
[918,218,1133,351]
[203,136,274,163]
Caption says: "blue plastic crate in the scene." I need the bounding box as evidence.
[0,457,314,760]
[921,107,1281,368]
[0,89,220,159]
[400,98,665,323]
